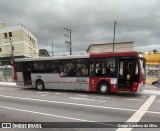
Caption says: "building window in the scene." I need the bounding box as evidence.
[0,47,2,52]
[4,32,12,38]
[4,33,7,38]
[9,32,12,37]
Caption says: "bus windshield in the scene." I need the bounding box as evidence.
[139,58,146,80]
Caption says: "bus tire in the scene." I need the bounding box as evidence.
[36,80,45,91]
[98,82,110,95]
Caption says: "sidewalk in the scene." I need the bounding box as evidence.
[142,84,160,95]
[145,84,159,90]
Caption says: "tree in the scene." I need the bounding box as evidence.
[153,49,157,53]
[39,49,50,57]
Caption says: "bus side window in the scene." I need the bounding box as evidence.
[68,65,76,76]
[62,60,77,77]
[33,62,43,73]
[77,59,89,77]
[96,69,102,76]
[95,59,103,76]
[106,66,112,76]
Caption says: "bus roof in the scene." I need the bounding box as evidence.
[15,54,90,62]
[15,51,142,62]
[90,51,141,58]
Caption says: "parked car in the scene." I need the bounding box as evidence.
[152,80,159,86]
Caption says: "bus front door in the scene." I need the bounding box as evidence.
[118,59,135,89]
[22,62,32,86]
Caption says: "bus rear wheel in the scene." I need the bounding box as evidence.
[36,80,45,91]
[98,82,110,95]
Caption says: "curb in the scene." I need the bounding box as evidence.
[0,82,16,86]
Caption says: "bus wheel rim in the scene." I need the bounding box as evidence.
[101,85,107,92]
[37,82,43,89]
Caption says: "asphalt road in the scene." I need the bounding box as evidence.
[0,85,160,131]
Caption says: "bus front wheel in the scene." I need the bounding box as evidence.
[98,82,110,95]
[36,80,45,91]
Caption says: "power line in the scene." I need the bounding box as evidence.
[117,14,160,23]
[118,23,160,29]
[60,14,160,28]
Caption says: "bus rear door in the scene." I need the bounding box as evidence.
[22,62,32,86]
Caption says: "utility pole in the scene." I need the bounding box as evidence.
[9,38,14,61]
[113,21,116,52]
[52,42,54,56]
[6,36,17,80]
[64,27,72,55]
[4,33,14,65]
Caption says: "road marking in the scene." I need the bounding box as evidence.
[37,92,49,94]
[147,111,160,115]
[0,105,116,127]
[126,99,142,102]
[0,88,6,90]
[40,94,49,97]
[0,105,94,122]
[76,95,89,97]
[7,89,15,91]
[0,88,15,91]
[70,97,106,102]
[116,95,156,131]
[24,91,33,93]
[0,94,136,112]
[54,93,67,95]
[54,93,63,95]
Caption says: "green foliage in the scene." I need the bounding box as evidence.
[39,49,50,57]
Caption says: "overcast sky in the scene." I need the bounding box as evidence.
[0,0,160,55]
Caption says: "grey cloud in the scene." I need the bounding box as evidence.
[0,0,160,55]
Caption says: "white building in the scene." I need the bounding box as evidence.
[87,41,134,53]
[0,22,38,57]
[0,22,39,65]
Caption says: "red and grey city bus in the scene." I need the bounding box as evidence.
[14,51,146,94]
